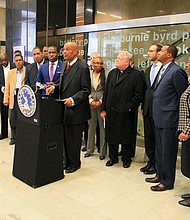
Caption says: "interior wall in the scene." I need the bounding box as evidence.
[0,7,6,54]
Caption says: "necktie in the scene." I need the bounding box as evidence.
[158,67,165,83]
[150,64,157,85]
[50,62,54,81]
[66,63,70,71]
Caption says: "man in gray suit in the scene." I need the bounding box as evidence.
[145,44,188,191]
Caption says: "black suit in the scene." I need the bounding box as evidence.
[102,66,144,162]
[58,58,91,168]
[143,64,161,166]
[0,63,14,138]
[25,60,47,91]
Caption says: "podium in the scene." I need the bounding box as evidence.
[12,89,64,188]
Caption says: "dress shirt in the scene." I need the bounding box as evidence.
[49,60,58,78]
[150,61,162,85]
[1,63,11,92]
[16,68,23,89]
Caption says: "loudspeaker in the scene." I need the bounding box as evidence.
[13,120,64,188]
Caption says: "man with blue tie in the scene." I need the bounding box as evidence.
[140,44,162,175]
[145,44,188,191]
[36,46,62,98]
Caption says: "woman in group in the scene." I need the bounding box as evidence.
[84,56,107,160]
[178,84,190,207]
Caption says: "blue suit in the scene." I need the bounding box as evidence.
[153,61,188,187]
[36,60,62,98]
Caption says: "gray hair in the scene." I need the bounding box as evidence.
[119,51,133,60]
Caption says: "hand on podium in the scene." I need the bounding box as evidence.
[46,84,55,95]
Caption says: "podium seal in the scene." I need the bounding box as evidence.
[17,85,36,117]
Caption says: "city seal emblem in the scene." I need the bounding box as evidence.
[17,85,36,117]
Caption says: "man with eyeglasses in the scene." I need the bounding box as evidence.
[140,44,162,175]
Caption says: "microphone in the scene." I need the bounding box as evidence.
[35,82,46,94]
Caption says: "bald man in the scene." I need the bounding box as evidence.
[46,42,91,173]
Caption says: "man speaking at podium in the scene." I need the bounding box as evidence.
[46,42,91,173]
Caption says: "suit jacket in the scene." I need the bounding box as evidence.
[153,61,188,128]
[89,68,105,101]
[36,60,62,84]
[25,60,47,91]
[0,63,15,103]
[143,64,162,116]
[3,67,26,109]
[58,58,91,124]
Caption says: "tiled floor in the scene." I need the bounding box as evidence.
[0,136,190,220]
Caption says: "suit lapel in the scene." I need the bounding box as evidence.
[154,63,173,89]
[62,61,78,92]
[59,62,67,91]
[151,65,162,88]
[146,66,151,87]
[21,66,26,85]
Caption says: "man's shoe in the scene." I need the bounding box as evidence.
[65,166,80,173]
[99,156,105,160]
[150,183,173,191]
[179,198,190,207]
[9,139,15,145]
[140,163,151,172]
[145,176,160,183]
[84,152,91,158]
[143,167,156,175]
[106,160,118,167]
[81,146,87,152]
[181,193,190,199]
[123,162,131,168]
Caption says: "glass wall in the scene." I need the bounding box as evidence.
[39,23,190,135]
[95,0,190,23]
[87,24,190,73]
[6,0,36,62]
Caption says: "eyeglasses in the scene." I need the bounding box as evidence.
[93,62,103,65]
[148,50,156,53]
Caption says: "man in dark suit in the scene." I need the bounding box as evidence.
[46,42,91,173]
[101,51,144,168]
[0,54,14,139]
[140,44,162,175]
[146,44,188,191]
[36,46,62,98]
[25,47,47,91]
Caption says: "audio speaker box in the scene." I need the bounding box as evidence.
[12,120,64,188]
